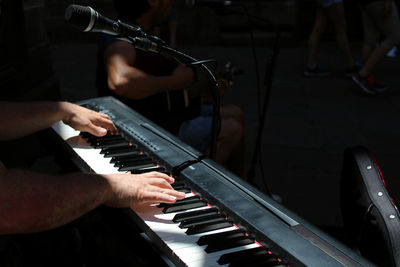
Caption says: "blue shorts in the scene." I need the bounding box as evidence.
[177,105,213,152]
[319,0,342,8]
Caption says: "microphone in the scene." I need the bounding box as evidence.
[186,0,232,7]
[65,4,165,44]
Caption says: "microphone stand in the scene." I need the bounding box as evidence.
[247,29,280,193]
[216,6,283,194]
[65,5,221,158]
[127,36,220,160]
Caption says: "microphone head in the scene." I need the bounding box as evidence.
[65,4,94,32]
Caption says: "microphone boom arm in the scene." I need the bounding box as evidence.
[65,4,220,160]
[128,36,221,160]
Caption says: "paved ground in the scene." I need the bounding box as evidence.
[50,41,400,230]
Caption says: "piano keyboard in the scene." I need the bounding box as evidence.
[52,123,287,266]
[133,200,287,267]
[51,97,374,267]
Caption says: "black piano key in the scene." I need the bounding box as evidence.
[173,207,219,223]
[179,213,225,229]
[99,145,131,152]
[115,157,152,168]
[186,219,233,235]
[104,145,136,152]
[171,183,192,193]
[130,166,165,174]
[158,196,199,208]
[205,235,255,253]
[101,146,119,153]
[171,181,186,189]
[162,200,207,214]
[101,146,131,155]
[79,132,95,138]
[88,134,122,140]
[90,137,126,144]
[93,140,130,149]
[197,228,246,246]
[109,152,142,163]
[175,187,191,193]
[104,149,139,158]
[88,135,124,143]
[93,142,129,149]
[118,162,156,172]
[217,246,268,265]
[104,151,135,158]
[129,167,165,174]
[172,185,185,191]
[113,153,148,162]
[114,156,151,165]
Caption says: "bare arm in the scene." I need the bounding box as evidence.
[0,165,185,234]
[104,41,194,99]
[0,101,117,141]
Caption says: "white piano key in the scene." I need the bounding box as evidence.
[133,203,247,266]
[163,226,239,250]
[136,199,207,221]
[153,206,207,222]
[180,243,260,267]
[135,202,234,242]
[180,192,195,198]
[75,147,120,174]
[53,121,264,267]
[52,121,80,140]
[52,122,122,174]
[136,206,211,238]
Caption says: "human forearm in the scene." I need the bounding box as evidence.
[108,67,185,99]
[0,169,108,234]
[0,101,65,140]
[0,168,185,234]
[105,43,194,99]
[0,101,116,140]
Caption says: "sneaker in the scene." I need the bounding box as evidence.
[386,46,397,58]
[346,61,362,77]
[352,73,376,95]
[304,65,329,77]
[366,76,389,93]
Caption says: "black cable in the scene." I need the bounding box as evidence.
[238,4,270,194]
[222,4,281,195]
[220,4,269,192]
[189,59,218,66]
[231,4,262,117]
[130,39,222,160]
[189,59,219,75]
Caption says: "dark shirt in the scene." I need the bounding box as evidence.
[96,33,200,134]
